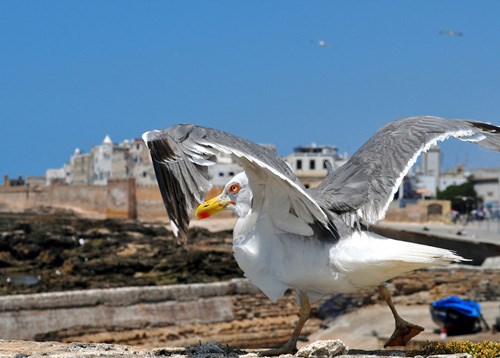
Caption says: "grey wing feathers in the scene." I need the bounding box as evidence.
[309,116,500,224]
[144,128,212,243]
[143,124,303,242]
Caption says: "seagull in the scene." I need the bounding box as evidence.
[143,116,500,355]
[439,29,464,37]
[310,39,329,47]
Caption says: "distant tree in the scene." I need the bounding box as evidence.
[437,178,480,213]
[437,179,477,201]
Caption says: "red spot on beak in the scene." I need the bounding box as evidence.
[198,212,210,219]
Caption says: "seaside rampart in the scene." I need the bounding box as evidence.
[0,180,228,221]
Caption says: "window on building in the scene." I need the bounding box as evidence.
[219,172,224,177]
[229,171,234,176]
[309,160,315,170]
[323,160,329,169]
[296,159,302,170]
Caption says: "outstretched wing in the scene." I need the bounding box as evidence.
[143,124,329,242]
[308,116,500,224]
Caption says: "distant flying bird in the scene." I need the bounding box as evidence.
[143,116,500,355]
[310,39,330,48]
[439,29,464,37]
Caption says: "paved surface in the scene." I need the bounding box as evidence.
[377,221,500,246]
[307,301,499,351]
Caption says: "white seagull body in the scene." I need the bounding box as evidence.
[233,216,461,302]
[143,116,500,354]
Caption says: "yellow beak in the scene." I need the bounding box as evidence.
[196,194,230,219]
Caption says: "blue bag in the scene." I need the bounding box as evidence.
[430,296,482,335]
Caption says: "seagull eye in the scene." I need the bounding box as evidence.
[229,184,240,193]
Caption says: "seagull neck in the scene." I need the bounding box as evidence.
[233,202,251,218]
[233,207,256,237]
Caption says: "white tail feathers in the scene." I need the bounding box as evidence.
[331,231,468,288]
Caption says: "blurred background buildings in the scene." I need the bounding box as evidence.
[2,135,500,220]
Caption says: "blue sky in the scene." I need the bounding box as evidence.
[1,1,499,177]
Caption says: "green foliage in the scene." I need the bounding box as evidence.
[437,179,477,201]
[412,340,500,358]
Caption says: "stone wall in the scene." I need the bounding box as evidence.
[385,200,451,223]
[106,179,137,219]
[0,280,251,341]
[135,184,167,221]
[0,181,234,222]
[0,180,136,219]
[0,185,50,212]
[50,184,108,216]
[0,182,452,223]
[0,278,316,348]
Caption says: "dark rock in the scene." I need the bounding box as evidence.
[0,251,15,267]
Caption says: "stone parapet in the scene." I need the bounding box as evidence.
[0,279,259,341]
[0,279,258,312]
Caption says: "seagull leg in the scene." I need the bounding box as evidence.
[378,284,424,347]
[258,291,311,356]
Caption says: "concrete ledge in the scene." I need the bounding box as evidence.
[2,297,235,340]
[0,278,259,312]
[0,279,259,341]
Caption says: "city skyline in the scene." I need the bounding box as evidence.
[2,1,500,177]
[41,131,495,182]
[7,127,500,181]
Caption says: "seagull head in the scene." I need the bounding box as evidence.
[196,172,252,219]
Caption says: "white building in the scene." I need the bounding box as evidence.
[413,175,439,198]
[48,135,158,187]
[129,139,157,186]
[471,168,500,207]
[46,163,71,186]
[439,164,468,191]
[284,143,348,187]
[208,163,243,186]
[70,149,92,185]
[90,135,113,185]
[420,144,441,176]
[415,144,441,197]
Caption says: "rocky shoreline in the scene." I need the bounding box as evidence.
[0,339,479,357]
[0,211,242,296]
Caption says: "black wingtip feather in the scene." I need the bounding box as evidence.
[466,121,500,133]
[150,145,191,244]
